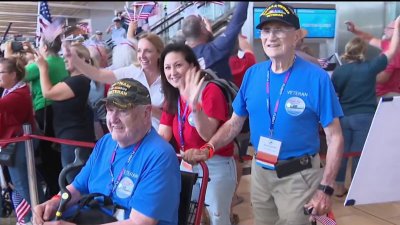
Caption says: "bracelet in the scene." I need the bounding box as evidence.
[201,143,215,159]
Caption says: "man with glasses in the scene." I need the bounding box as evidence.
[33,78,181,225]
[346,19,400,99]
[183,2,343,224]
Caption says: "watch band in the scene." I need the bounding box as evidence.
[318,184,334,196]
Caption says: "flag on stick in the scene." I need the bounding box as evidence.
[11,190,31,225]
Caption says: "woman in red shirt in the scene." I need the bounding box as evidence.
[0,56,45,222]
[158,44,236,225]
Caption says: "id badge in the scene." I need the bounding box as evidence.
[256,136,282,169]
[179,150,193,172]
[113,208,125,221]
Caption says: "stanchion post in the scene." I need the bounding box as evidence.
[23,123,39,208]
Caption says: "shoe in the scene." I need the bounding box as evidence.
[335,189,348,198]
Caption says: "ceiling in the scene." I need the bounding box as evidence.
[0,1,118,39]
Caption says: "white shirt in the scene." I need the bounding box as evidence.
[111,27,127,42]
[113,64,164,130]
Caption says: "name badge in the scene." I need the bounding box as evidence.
[256,136,282,169]
[113,208,125,221]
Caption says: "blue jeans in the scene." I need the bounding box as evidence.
[61,144,92,184]
[8,141,45,222]
[336,113,374,183]
[191,155,237,225]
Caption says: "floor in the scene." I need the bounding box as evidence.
[232,151,400,225]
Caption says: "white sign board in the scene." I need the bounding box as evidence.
[345,96,400,206]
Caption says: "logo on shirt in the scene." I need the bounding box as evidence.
[188,112,196,127]
[285,97,305,116]
[116,176,134,199]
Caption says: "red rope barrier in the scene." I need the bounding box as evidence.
[0,134,95,149]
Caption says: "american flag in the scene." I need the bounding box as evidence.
[11,190,31,225]
[36,1,52,39]
[313,211,337,225]
[131,2,157,20]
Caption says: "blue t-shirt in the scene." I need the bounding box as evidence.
[233,56,343,160]
[72,128,181,224]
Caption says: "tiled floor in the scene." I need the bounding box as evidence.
[232,159,400,225]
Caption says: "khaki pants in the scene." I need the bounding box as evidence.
[251,155,323,225]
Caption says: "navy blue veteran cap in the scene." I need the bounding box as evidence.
[101,78,151,109]
[256,2,300,30]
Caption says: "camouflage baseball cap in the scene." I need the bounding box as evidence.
[101,78,151,109]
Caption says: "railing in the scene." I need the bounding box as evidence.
[148,2,235,43]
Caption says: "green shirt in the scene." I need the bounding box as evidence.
[25,56,69,111]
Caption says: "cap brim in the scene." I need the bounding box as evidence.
[256,18,295,30]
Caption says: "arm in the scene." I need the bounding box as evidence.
[106,24,114,34]
[158,124,172,141]
[127,20,138,43]
[296,50,321,66]
[382,16,400,62]
[376,70,392,84]
[304,118,343,216]
[183,113,247,163]
[376,16,400,84]
[192,107,220,141]
[210,2,248,52]
[32,185,82,225]
[67,47,117,84]
[238,34,253,54]
[36,53,75,101]
[345,21,381,48]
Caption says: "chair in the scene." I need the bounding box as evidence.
[178,171,198,225]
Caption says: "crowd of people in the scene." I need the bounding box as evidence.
[1,1,400,225]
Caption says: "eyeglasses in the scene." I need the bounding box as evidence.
[260,28,295,38]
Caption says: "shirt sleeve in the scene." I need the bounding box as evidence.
[160,110,174,127]
[369,54,388,75]
[64,75,90,97]
[317,72,344,127]
[233,68,252,117]
[202,82,229,122]
[25,63,39,82]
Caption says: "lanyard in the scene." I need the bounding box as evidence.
[266,59,295,136]
[177,97,189,151]
[109,138,144,194]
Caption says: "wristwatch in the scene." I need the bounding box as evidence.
[318,184,334,196]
